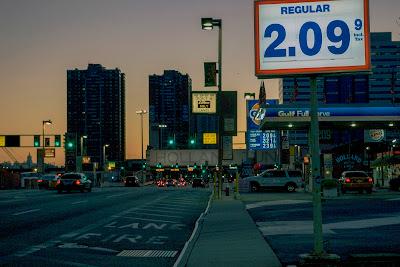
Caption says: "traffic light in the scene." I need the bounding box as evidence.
[45,137,50,147]
[34,135,40,147]
[65,133,75,150]
[189,138,196,146]
[168,138,174,145]
[142,162,147,169]
[54,135,61,147]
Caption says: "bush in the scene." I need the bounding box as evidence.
[321,179,338,189]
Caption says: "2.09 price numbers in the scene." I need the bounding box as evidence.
[264,19,363,58]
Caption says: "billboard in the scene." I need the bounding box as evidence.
[149,149,218,166]
[247,99,279,130]
[255,0,371,77]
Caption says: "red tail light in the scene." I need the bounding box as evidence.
[75,180,81,185]
[56,179,61,185]
[368,177,373,183]
[37,179,43,183]
[345,178,351,183]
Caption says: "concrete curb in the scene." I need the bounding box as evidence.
[173,190,214,267]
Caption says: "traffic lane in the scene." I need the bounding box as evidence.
[0,187,157,239]
[0,187,166,258]
[245,197,400,265]
[1,189,211,267]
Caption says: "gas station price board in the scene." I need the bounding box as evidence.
[255,0,370,77]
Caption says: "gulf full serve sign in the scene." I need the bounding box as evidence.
[255,0,370,77]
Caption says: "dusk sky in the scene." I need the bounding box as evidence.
[0,0,399,165]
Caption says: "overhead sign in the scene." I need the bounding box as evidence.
[203,133,217,145]
[247,130,278,150]
[192,92,217,114]
[255,0,371,77]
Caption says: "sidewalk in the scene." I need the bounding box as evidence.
[179,192,282,267]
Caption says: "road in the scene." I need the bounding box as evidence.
[0,185,211,266]
[244,190,400,266]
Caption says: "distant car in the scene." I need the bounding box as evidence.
[389,177,400,191]
[156,179,166,187]
[56,173,92,193]
[20,172,42,188]
[338,171,373,194]
[124,176,140,187]
[192,178,205,188]
[38,174,59,189]
[166,179,176,187]
[177,178,187,187]
[243,169,303,192]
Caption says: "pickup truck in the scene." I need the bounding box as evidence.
[243,169,303,192]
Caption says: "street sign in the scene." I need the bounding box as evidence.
[0,136,4,147]
[192,92,217,114]
[44,148,55,158]
[203,133,217,145]
[255,0,370,77]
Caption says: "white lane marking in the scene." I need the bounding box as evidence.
[387,197,400,201]
[12,209,41,216]
[112,215,180,224]
[246,199,311,209]
[151,204,193,210]
[257,214,400,236]
[106,192,131,198]
[71,200,88,205]
[129,211,184,218]
[135,207,192,214]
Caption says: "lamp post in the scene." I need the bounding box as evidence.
[103,144,109,171]
[80,135,88,156]
[158,124,167,149]
[136,109,148,183]
[42,120,52,173]
[202,17,223,198]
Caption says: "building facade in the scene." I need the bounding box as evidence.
[149,70,191,150]
[66,64,125,170]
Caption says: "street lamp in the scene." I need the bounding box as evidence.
[103,144,109,171]
[42,120,52,173]
[201,17,223,198]
[158,124,167,149]
[80,135,87,156]
[136,109,148,182]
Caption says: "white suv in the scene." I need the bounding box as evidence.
[244,169,303,192]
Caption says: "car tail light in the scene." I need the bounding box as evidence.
[56,179,61,185]
[368,177,373,183]
[345,178,351,183]
[75,180,81,185]
[37,179,43,183]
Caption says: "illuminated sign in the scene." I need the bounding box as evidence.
[203,133,217,144]
[44,148,56,158]
[247,99,279,130]
[255,0,370,76]
[0,136,4,147]
[364,129,385,142]
[247,130,278,150]
[192,92,217,114]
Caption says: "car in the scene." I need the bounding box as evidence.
[177,178,187,187]
[20,172,42,188]
[192,178,205,188]
[56,173,92,193]
[389,176,400,191]
[156,179,166,187]
[124,176,140,187]
[338,171,373,194]
[243,169,303,192]
[166,179,176,187]
[38,174,59,189]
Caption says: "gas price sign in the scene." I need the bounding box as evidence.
[255,0,370,77]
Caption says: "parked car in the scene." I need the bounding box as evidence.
[243,169,303,192]
[38,174,59,189]
[389,176,400,191]
[156,179,166,187]
[338,171,373,194]
[177,178,187,187]
[192,178,205,188]
[56,173,92,193]
[124,176,140,187]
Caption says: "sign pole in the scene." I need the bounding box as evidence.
[310,75,323,255]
